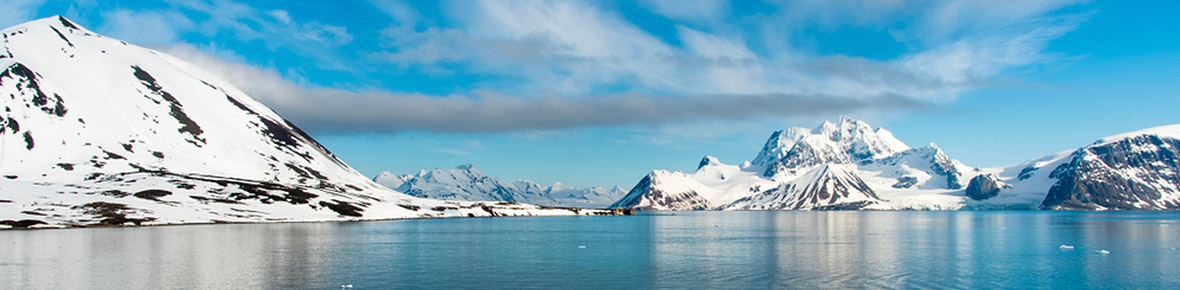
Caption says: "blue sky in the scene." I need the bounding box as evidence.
[4,0,1179,189]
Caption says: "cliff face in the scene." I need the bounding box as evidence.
[1041,135,1180,210]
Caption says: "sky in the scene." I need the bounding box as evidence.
[3,0,1179,189]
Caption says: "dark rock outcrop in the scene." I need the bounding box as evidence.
[1041,135,1180,210]
[965,173,1005,200]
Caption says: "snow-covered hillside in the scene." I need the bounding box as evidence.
[374,164,625,208]
[611,118,1180,211]
[0,16,623,229]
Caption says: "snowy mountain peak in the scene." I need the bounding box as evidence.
[11,15,91,35]
[372,164,625,208]
[698,155,721,169]
[1,17,625,226]
[752,117,909,177]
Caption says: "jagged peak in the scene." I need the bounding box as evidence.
[911,142,943,153]
[753,117,909,166]
[815,116,873,138]
[698,155,721,169]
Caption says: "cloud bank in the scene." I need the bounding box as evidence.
[103,0,1088,133]
[167,45,921,133]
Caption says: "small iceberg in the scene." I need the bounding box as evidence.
[578,245,587,249]
[1095,249,1110,255]
[1059,245,1075,250]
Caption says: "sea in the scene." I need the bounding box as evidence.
[3,211,1179,289]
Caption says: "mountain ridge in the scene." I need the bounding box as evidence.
[611,117,1180,211]
[374,164,626,208]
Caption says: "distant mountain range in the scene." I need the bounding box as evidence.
[611,117,1180,211]
[0,16,618,229]
[2,16,1171,230]
[374,164,626,208]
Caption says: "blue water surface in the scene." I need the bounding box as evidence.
[2,211,1179,289]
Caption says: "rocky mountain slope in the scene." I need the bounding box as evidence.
[374,164,625,208]
[0,17,620,229]
[611,117,1180,211]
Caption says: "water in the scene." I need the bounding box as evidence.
[2,211,1180,289]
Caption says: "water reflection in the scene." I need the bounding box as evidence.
[2,212,1179,289]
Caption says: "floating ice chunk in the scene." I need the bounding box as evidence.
[1095,250,1110,255]
[578,245,587,249]
[1059,245,1075,250]
[341,285,353,289]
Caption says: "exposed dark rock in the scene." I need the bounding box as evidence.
[5,117,17,132]
[892,176,918,189]
[100,190,130,198]
[1,219,46,229]
[318,200,363,217]
[698,155,719,169]
[22,131,33,149]
[133,189,171,201]
[58,16,80,30]
[1041,135,1180,210]
[131,65,204,144]
[73,202,155,226]
[2,63,66,118]
[49,26,73,47]
[102,150,125,160]
[1018,166,1038,180]
[966,173,1005,201]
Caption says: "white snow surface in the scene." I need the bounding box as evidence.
[614,117,1180,211]
[1095,124,1180,145]
[373,164,625,208]
[0,17,615,228]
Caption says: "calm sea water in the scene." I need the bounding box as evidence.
[2,211,1180,289]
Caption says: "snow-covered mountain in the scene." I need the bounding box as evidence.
[611,117,1180,211]
[0,16,621,229]
[374,164,626,208]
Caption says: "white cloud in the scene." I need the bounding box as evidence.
[99,9,194,45]
[0,0,47,29]
[640,0,728,23]
[156,0,354,70]
[164,44,920,133]
[67,0,1086,134]
[366,0,419,27]
[265,10,291,24]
